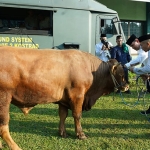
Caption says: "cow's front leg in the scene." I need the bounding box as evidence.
[71,94,87,139]
[58,104,68,138]
[72,111,87,139]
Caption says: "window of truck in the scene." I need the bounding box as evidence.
[0,7,53,36]
[100,18,117,35]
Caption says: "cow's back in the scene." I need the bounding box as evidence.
[0,46,100,106]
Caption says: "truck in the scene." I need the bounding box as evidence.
[0,0,125,55]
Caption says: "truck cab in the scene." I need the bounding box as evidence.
[0,0,125,55]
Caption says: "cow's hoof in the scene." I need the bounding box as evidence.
[59,131,67,138]
[12,146,22,150]
[61,134,67,138]
[77,133,88,140]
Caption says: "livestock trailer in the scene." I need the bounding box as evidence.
[0,0,125,55]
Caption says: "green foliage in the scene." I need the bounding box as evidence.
[1,89,150,150]
[128,71,137,81]
[128,71,137,86]
[128,71,136,79]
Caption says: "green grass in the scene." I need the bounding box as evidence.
[1,82,150,150]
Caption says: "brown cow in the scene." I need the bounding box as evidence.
[0,46,129,150]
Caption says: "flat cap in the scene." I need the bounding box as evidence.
[126,34,137,45]
[138,34,150,42]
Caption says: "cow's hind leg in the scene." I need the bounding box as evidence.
[0,125,22,150]
[0,91,22,150]
[58,104,68,138]
[0,140,2,149]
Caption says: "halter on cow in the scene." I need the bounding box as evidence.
[107,62,127,92]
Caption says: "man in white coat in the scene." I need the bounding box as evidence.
[95,34,113,62]
[129,34,150,114]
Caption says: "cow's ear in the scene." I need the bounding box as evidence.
[111,62,121,74]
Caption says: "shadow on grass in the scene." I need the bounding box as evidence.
[6,88,150,144]
[9,117,150,140]
[8,103,150,141]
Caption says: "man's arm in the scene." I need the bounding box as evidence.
[95,43,109,56]
[133,64,150,75]
[130,52,150,75]
[129,59,150,75]
[125,55,141,68]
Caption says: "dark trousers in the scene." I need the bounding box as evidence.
[124,68,129,84]
[147,79,150,92]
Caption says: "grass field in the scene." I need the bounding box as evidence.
[1,80,150,150]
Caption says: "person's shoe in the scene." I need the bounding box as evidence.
[125,90,131,94]
[141,107,150,115]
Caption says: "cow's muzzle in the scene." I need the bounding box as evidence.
[118,83,129,92]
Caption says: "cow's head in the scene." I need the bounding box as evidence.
[108,59,129,92]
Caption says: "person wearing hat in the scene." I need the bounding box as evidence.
[110,35,132,94]
[95,34,113,62]
[130,34,150,74]
[125,34,148,69]
[129,34,150,114]
[125,34,150,95]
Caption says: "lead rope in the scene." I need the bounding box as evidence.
[106,61,139,107]
[119,75,150,122]
[118,76,140,108]
[106,62,150,121]
[136,76,150,122]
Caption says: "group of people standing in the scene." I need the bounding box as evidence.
[95,33,150,114]
[95,34,132,94]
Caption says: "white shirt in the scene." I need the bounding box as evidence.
[125,48,148,68]
[133,51,150,75]
[95,41,113,62]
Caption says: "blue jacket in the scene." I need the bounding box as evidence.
[110,45,132,65]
